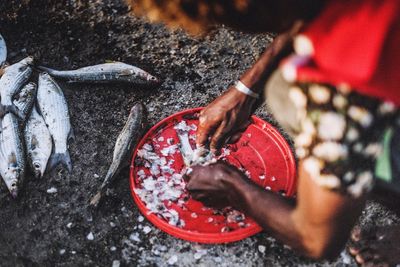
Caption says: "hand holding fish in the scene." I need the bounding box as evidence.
[196,86,255,153]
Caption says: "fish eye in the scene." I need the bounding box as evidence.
[150,76,157,81]
[11,183,16,187]
[34,163,41,169]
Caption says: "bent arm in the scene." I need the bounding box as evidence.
[196,23,303,150]
[239,21,302,103]
[233,162,366,260]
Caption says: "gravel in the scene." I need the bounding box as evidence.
[0,0,399,266]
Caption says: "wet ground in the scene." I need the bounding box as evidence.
[0,1,399,266]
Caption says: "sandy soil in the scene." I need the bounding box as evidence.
[0,1,399,266]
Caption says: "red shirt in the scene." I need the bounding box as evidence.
[281,0,400,105]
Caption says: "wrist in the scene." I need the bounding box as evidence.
[234,81,260,99]
[228,86,257,106]
[223,171,253,211]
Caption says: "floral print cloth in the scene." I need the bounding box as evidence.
[266,71,400,198]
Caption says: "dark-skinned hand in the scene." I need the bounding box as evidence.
[196,86,256,154]
[184,162,249,210]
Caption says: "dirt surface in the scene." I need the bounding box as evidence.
[0,1,399,266]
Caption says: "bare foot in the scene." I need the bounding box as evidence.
[348,225,400,266]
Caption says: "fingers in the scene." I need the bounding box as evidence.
[226,121,251,144]
[196,112,218,148]
[210,121,229,153]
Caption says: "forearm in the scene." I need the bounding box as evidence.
[239,21,303,97]
[231,178,304,251]
[229,164,366,260]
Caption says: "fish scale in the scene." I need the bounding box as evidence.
[37,72,72,172]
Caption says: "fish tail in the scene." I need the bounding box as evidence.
[48,151,73,173]
[68,128,75,142]
[89,191,103,208]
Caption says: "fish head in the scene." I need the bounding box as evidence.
[3,175,18,198]
[32,160,46,179]
[136,70,160,85]
[146,73,160,85]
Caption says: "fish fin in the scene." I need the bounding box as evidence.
[0,104,6,118]
[68,128,75,142]
[48,151,73,173]
[2,104,25,120]
[37,66,55,74]
[119,70,132,76]
[89,191,103,208]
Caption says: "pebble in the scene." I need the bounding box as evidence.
[87,232,94,241]
[167,255,178,265]
[59,249,66,255]
[129,232,141,242]
[138,215,144,222]
[193,249,207,260]
[112,260,120,267]
[94,173,100,178]
[46,187,58,194]
[143,226,152,234]
[258,245,266,253]
[66,222,73,228]
[110,222,116,227]
[110,246,117,252]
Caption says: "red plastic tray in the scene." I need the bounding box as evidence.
[130,108,296,243]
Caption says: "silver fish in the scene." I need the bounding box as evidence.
[0,57,34,118]
[0,33,6,67]
[37,72,73,173]
[38,62,159,85]
[90,102,146,207]
[0,113,25,198]
[176,128,213,167]
[176,129,195,167]
[13,82,37,122]
[24,106,52,179]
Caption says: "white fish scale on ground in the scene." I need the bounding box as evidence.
[0,57,33,107]
[25,107,52,177]
[37,73,71,154]
[0,33,6,66]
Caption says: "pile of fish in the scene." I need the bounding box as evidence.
[0,33,159,198]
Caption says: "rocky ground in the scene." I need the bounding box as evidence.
[0,1,399,266]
